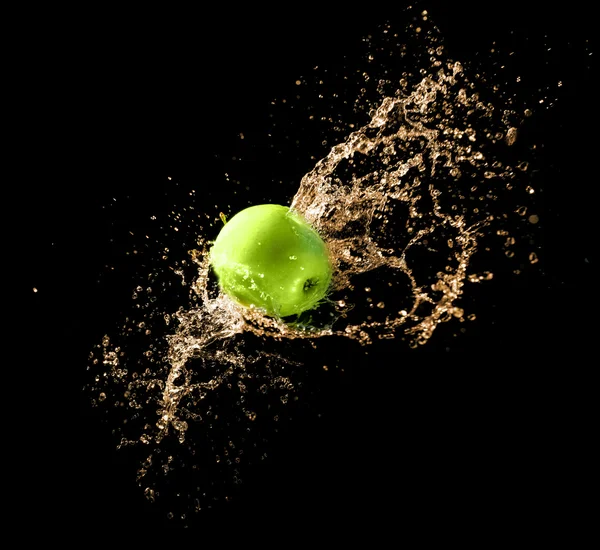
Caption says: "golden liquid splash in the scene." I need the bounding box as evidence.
[291,60,505,346]
[86,15,547,523]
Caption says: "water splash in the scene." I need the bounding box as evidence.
[85,15,550,523]
[291,59,507,346]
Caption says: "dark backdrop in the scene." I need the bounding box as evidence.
[23,3,594,531]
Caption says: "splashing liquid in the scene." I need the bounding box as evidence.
[86,16,547,522]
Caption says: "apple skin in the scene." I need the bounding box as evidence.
[209,204,332,317]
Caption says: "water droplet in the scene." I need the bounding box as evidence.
[505,127,518,145]
[529,252,539,264]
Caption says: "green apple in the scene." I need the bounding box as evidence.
[209,204,332,317]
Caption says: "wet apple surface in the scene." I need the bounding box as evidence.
[209,204,333,317]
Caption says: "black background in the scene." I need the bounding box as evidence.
[23,3,594,531]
